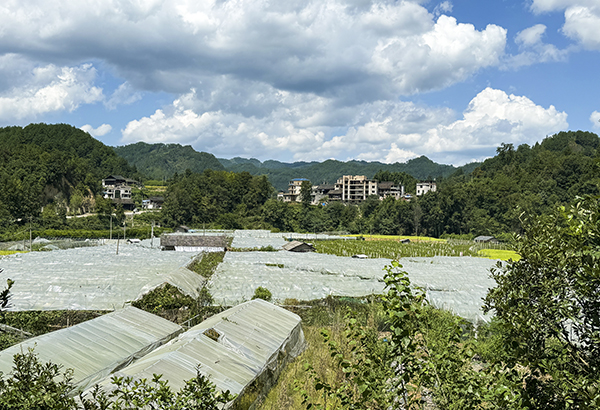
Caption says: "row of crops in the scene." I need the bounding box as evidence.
[313,238,515,259]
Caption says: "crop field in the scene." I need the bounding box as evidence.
[344,234,445,242]
[315,238,515,260]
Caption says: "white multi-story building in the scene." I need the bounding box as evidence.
[416,181,437,196]
[335,175,378,202]
[278,178,310,202]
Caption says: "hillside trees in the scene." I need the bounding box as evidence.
[0,124,137,226]
[161,170,273,227]
[484,195,600,408]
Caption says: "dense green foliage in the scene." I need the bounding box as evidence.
[2,126,598,241]
[0,124,137,228]
[0,350,234,410]
[114,142,225,181]
[161,169,273,228]
[295,196,599,409]
[252,287,273,302]
[417,131,600,236]
[484,195,600,408]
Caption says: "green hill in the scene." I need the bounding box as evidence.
[221,156,469,191]
[114,142,225,181]
[0,123,136,222]
[114,142,471,191]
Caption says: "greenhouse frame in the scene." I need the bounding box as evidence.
[0,307,183,392]
[86,299,306,408]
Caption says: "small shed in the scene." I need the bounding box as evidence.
[282,240,315,252]
[400,238,411,244]
[160,233,227,252]
[474,235,498,243]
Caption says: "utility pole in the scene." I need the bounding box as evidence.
[110,213,113,240]
[151,221,155,247]
[29,216,32,252]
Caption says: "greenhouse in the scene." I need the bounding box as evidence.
[231,229,346,249]
[86,299,305,408]
[0,243,199,311]
[0,307,183,392]
[209,252,497,322]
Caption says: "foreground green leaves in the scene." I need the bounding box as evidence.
[0,349,234,410]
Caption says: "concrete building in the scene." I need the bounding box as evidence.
[278,178,310,203]
[336,175,378,202]
[416,181,437,196]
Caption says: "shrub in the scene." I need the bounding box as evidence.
[252,287,272,302]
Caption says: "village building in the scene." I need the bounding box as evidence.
[280,175,404,205]
[102,175,142,211]
[160,233,228,252]
[416,181,437,196]
[278,178,310,203]
[142,196,164,210]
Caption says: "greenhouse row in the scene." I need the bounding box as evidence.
[1,300,305,408]
[208,252,497,322]
[0,307,183,391]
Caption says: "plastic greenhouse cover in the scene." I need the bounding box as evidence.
[231,229,348,249]
[209,252,498,322]
[86,299,305,405]
[0,307,182,392]
[0,243,200,311]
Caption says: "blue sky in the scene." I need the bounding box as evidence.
[1,0,599,165]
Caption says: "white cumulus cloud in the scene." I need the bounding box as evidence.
[591,111,600,130]
[507,24,569,68]
[530,1,600,50]
[0,63,103,121]
[81,123,112,137]
[0,0,507,101]
[121,87,568,165]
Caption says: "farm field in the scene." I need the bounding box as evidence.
[315,237,515,259]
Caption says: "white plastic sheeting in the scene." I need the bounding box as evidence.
[231,229,347,249]
[209,252,497,322]
[88,299,305,407]
[0,244,199,311]
[0,307,182,392]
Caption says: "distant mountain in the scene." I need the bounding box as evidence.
[220,156,474,191]
[114,141,478,191]
[114,142,225,180]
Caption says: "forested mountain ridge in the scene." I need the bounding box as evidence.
[114,142,225,181]
[115,140,474,191]
[220,156,467,191]
[0,124,136,223]
[419,130,600,236]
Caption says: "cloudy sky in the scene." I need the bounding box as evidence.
[1,0,599,165]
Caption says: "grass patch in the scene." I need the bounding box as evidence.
[188,251,226,279]
[0,250,27,256]
[477,249,521,261]
[259,298,384,410]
